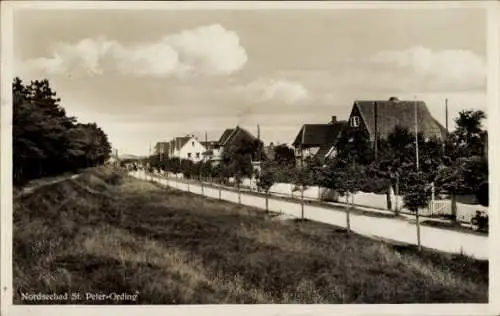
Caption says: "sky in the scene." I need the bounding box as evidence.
[13,7,487,156]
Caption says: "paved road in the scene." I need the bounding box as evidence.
[130,170,488,260]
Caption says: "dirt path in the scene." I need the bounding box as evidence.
[14,173,82,198]
[131,170,488,260]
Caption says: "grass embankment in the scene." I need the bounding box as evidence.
[14,168,488,304]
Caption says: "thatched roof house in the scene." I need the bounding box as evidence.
[347,97,446,141]
[215,126,265,160]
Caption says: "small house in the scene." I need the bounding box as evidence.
[292,116,347,165]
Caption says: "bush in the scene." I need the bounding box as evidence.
[471,211,488,232]
[107,172,124,186]
[476,181,488,206]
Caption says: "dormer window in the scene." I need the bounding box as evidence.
[192,141,195,146]
[350,116,360,128]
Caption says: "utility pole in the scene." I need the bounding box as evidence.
[414,96,419,172]
[445,98,449,135]
[443,98,449,156]
[374,101,378,161]
[115,148,119,169]
[148,140,152,180]
[205,131,208,163]
[257,125,260,159]
[256,125,261,189]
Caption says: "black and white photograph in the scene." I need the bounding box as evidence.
[1,1,498,313]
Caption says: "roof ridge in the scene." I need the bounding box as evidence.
[222,127,238,146]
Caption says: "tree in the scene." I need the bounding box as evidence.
[476,181,488,207]
[273,144,295,166]
[180,159,194,191]
[13,77,112,185]
[168,157,182,179]
[256,161,276,212]
[368,126,444,212]
[221,138,257,205]
[403,172,432,251]
[149,154,161,171]
[200,161,214,182]
[335,127,374,166]
[321,158,364,233]
[212,163,227,200]
[435,155,488,221]
[344,162,364,230]
[445,110,487,160]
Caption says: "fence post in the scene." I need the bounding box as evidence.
[431,182,435,201]
[430,182,435,214]
[395,175,400,215]
[346,194,351,233]
[416,209,421,251]
[300,185,305,220]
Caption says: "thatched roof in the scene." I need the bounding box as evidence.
[216,126,266,160]
[218,129,235,146]
[219,126,258,147]
[354,100,446,141]
[292,121,347,148]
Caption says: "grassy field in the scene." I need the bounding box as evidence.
[13,168,488,304]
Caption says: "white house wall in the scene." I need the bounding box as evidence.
[177,138,207,162]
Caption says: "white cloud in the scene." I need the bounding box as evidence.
[237,78,310,105]
[370,46,486,90]
[23,24,248,77]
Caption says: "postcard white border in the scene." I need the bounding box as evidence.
[487,3,500,314]
[1,1,498,316]
[1,1,14,315]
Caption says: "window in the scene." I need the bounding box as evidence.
[192,141,195,146]
[350,116,360,127]
[196,153,200,159]
[187,153,192,158]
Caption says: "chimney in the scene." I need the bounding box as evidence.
[331,116,337,124]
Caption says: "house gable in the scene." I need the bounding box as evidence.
[345,102,372,141]
[292,126,305,147]
[178,136,206,161]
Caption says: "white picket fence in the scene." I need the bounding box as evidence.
[238,178,487,223]
[146,170,487,223]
